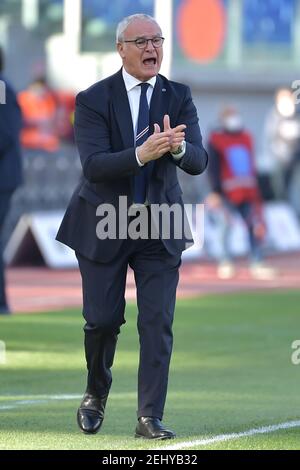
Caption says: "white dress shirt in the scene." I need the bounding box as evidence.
[122,67,185,166]
[122,68,155,167]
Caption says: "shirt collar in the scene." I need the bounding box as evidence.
[122,67,156,92]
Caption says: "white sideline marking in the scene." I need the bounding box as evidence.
[0,394,81,410]
[0,392,135,410]
[159,420,300,450]
[2,395,300,450]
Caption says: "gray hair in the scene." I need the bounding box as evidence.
[116,14,160,43]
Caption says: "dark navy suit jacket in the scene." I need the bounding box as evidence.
[0,74,23,192]
[56,69,208,262]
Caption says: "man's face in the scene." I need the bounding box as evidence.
[117,19,163,82]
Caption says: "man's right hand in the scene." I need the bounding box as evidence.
[136,124,172,164]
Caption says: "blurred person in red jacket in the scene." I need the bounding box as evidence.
[206,106,276,280]
[18,77,59,153]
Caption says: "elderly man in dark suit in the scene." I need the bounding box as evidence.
[0,47,23,315]
[57,13,208,439]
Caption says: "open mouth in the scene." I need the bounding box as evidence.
[143,58,157,66]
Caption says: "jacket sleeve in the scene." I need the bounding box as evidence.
[0,85,21,157]
[74,92,141,183]
[171,86,208,175]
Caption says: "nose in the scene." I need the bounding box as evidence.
[145,39,155,52]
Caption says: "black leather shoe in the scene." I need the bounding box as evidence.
[135,417,176,440]
[77,393,108,434]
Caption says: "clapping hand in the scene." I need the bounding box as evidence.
[136,115,186,164]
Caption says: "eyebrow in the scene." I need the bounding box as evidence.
[133,35,161,40]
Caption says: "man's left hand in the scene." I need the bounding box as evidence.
[163,115,186,153]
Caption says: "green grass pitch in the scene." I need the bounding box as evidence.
[0,290,300,450]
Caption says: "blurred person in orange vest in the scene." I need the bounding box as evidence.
[206,106,277,280]
[18,77,60,152]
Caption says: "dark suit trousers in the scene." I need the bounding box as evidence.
[76,229,181,420]
[0,191,13,309]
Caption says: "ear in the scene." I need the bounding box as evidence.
[117,42,125,59]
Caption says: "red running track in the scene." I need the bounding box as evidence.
[6,253,300,313]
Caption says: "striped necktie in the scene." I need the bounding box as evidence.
[133,82,154,204]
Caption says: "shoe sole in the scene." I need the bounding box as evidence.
[80,428,100,435]
[134,432,176,440]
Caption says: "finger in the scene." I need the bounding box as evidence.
[163,114,171,131]
[171,136,185,144]
[173,124,187,133]
[158,147,172,157]
[154,149,170,159]
[170,132,185,140]
[151,136,170,145]
[156,139,171,150]
[157,143,171,154]
[154,123,161,134]
[170,136,185,146]
[151,130,173,142]
[150,135,171,146]
[159,130,173,138]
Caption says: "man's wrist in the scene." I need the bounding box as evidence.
[171,140,186,160]
[135,148,145,167]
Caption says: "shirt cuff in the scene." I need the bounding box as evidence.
[135,148,144,167]
[171,140,186,160]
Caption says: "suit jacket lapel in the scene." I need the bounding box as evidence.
[111,69,135,149]
[149,74,169,133]
[149,75,170,180]
[110,71,169,150]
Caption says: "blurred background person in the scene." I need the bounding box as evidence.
[262,87,300,202]
[206,106,276,280]
[18,76,60,153]
[0,46,23,314]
